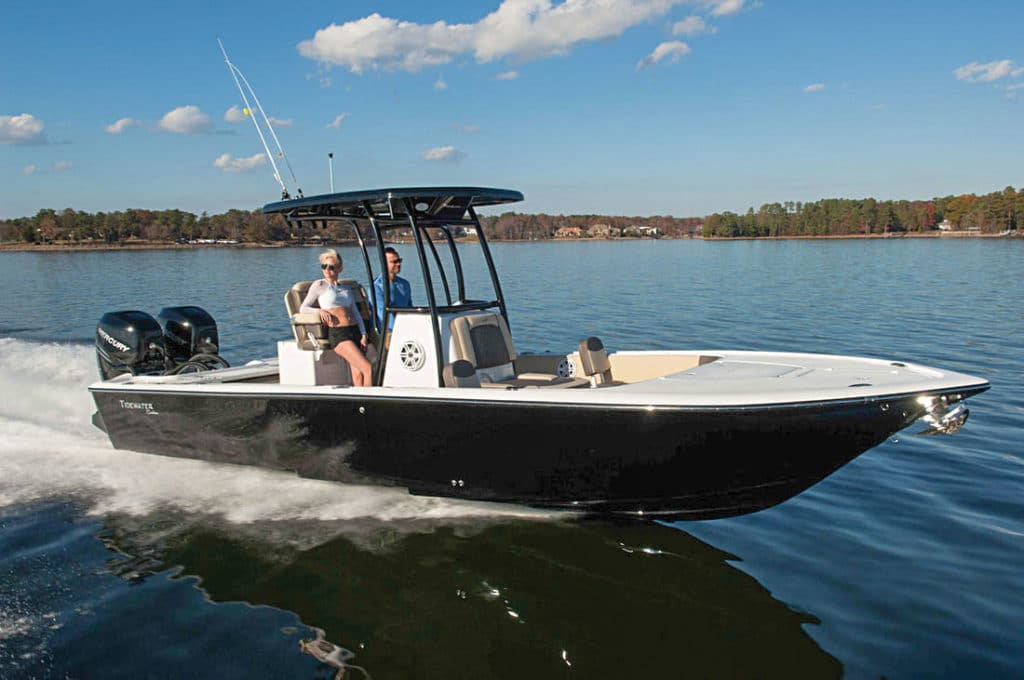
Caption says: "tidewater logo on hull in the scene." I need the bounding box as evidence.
[118,399,159,415]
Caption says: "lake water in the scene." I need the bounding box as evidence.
[1,239,1021,678]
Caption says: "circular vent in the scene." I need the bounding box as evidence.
[399,341,426,371]
[556,357,577,378]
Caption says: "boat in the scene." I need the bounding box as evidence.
[87,186,989,520]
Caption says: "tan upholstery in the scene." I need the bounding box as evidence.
[450,312,588,389]
[442,360,481,388]
[578,336,625,387]
[285,281,329,351]
[481,375,588,389]
[449,313,517,370]
[285,279,377,351]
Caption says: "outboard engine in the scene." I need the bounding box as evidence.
[156,305,229,374]
[157,306,220,362]
[96,311,167,380]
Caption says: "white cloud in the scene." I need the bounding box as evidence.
[434,76,448,90]
[803,82,825,92]
[0,113,46,145]
[225,106,291,127]
[953,60,1024,83]
[213,153,266,173]
[53,160,73,171]
[1006,83,1024,91]
[423,145,464,162]
[702,0,746,16]
[158,105,213,134]
[104,117,141,134]
[474,0,686,63]
[637,41,691,69]
[455,124,480,133]
[225,105,247,123]
[22,164,37,176]
[327,112,349,129]
[298,1,694,73]
[298,13,470,73]
[672,15,714,36]
[496,70,519,80]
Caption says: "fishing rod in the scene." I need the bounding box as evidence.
[217,38,303,199]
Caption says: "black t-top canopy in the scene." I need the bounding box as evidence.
[263,187,523,223]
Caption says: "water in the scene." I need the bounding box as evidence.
[1,239,1021,678]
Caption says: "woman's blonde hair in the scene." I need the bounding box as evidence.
[318,248,341,266]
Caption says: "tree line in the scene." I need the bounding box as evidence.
[2,186,1020,245]
[0,208,291,244]
[478,213,705,240]
[701,187,1023,238]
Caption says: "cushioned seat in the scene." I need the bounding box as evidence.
[482,375,588,389]
[449,312,588,389]
[577,336,625,387]
[281,281,379,387]
[442,359,482,388]
[285,281,329,351]
[448,312,517,377]
[285,280,378,351]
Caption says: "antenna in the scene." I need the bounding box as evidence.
[217,39,302,199]
[328,152,335,193]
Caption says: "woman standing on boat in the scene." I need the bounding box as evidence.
[300,249,372,386]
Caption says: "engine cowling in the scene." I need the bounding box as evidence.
[96,310,167,380]
[157,306,220,363]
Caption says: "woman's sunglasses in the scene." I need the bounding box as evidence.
[321,263,339,270]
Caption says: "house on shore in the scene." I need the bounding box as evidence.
[623,224,660,237]
[588,223,620,238]
[554,226,584,239]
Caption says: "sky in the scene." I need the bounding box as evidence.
[2,0,1022,219]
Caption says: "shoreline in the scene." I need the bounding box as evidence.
[0,241,297,253]
[700,230,1013,241]
[0,230,1014,253]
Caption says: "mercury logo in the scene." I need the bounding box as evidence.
[99,328,131,353]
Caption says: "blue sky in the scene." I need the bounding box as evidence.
[2,0,1022,219]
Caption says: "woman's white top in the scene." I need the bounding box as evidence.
[299,279,366,335]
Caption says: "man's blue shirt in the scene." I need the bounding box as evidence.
[373,274,412,330]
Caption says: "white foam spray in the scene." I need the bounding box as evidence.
[0,338,551,523]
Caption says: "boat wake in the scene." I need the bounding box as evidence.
[0,338,550,524]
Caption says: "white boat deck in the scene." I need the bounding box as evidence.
[608,350,969,404]
[90,350,987,409]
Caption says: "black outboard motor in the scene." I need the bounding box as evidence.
[96,311,167,380]
[156,306,229,374]
[157,306,220,362]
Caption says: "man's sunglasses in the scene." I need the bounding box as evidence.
[389,258,403,264]
[321,263,339,270]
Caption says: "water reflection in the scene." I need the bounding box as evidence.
[101,513,840,679]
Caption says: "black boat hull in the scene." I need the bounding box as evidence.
[89,386,982,519]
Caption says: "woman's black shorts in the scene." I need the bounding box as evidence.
[327,325,362,348]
